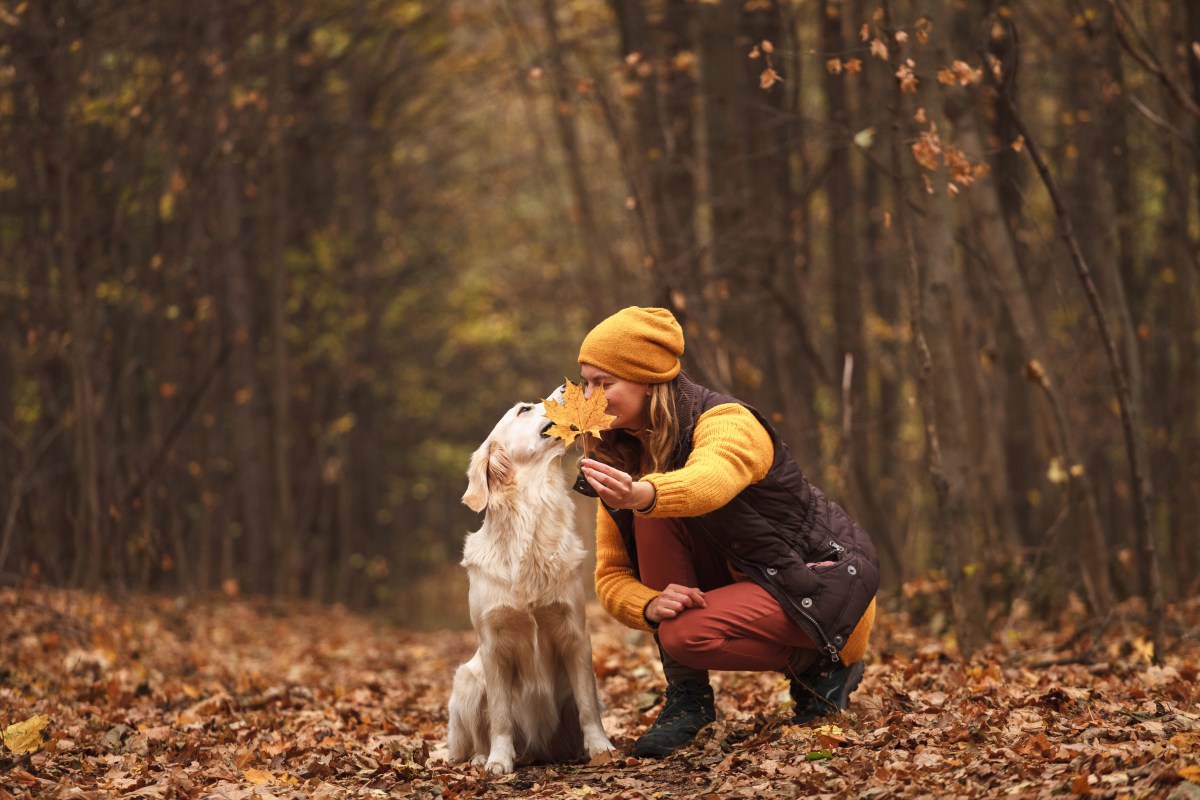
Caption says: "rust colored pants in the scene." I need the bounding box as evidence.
[635,516,818,673]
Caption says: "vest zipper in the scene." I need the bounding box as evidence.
[815,540,845,564]
[760,564,841,663]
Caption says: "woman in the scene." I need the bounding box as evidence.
[575,306,878,758]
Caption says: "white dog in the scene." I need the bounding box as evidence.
[447,396,614,775]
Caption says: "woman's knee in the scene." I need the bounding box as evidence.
[658,616,715,669]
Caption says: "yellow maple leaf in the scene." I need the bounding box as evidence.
[543,380,616,448]
[3,714,50,755]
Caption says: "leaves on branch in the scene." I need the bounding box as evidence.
[542,380,616,447]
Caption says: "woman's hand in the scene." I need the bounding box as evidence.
[645,583,706,623]
[580,458,656,511]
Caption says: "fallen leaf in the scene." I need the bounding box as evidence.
[3,714,50,755]
[243,768,274,784]
[813,724,851,748]
[1131,636,1154,664]
[543,380,616,447]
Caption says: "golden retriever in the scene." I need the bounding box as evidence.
[447,396,614,774]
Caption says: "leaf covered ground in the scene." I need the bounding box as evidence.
[1,585,1198,799]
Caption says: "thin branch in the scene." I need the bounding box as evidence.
[1108,0,1200,121]
[0,419,67,570]
[121,340,232,513]
[1124,93,1194,148]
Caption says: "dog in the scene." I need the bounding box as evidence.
[447,395,614,775]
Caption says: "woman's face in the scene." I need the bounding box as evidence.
[580,364,651,431]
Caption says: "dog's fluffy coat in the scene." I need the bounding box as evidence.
[447,398,613,774]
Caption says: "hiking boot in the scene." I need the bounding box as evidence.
[789,659,865,725]
[631,680,715,758]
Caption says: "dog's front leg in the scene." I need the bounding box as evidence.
[570,649,615,757]
[481,657,516,773]
[480,613,527,774]
[560,620,614,758]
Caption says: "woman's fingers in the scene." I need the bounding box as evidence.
[580,460,638,507]
[648,584,706,622]
[662,584,705,609]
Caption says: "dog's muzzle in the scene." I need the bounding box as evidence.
[540,420,554,437]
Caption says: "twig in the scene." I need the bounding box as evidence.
[1107,0,1200,121]
[121,340,232,511]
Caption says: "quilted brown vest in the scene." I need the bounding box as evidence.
[606,375,879,663]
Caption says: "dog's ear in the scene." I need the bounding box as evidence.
[462,440,514,512]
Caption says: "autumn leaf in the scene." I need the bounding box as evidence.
[813,724,852,748]
[1024,358,1050,389]
[243,768,278,785]
[1131,636,1154,664]
[3,714,50,755]
[542,380,616,447]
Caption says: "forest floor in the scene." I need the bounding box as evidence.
[1,584,1198,800]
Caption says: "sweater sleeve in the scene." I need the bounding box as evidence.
[592,503,658,632]
[641,403,774,518]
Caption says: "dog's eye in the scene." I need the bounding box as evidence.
[517,404,534,415]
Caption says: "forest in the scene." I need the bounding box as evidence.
[3,0,1196,647]
[2,0,1199,796]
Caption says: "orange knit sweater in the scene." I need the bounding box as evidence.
[592,403,876,664]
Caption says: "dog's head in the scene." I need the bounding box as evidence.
[461,395,564,513]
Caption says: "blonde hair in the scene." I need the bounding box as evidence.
[584,380,680,477]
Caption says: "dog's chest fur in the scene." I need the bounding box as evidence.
[461,481,586,606]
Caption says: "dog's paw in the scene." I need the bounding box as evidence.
[585,733,616,758]
[469,754,488,768]
[484,756,514,775]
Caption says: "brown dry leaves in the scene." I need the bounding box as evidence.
[1,585,1198,799]
[910,117,992,195]
[543,380,616,447]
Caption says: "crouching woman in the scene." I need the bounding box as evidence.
[574,306,879,758]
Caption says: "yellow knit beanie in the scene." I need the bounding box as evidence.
[578,306,684,384]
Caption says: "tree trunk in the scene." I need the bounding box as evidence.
[607,0,698,323]
[537,0,625,309]
[823,0,864,501]
[996,73,1166,661]
[1177,0,1200,595]
[34,0,105,589]
[269,3,298,597]
[887,0,985,653]
[955,89,1114,613]
[210,6,271,591]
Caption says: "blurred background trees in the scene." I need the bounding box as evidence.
[1,0,1196,647]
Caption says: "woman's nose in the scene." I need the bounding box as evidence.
[582,384,593,400]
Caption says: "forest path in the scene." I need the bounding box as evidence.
[1,586,1198,799]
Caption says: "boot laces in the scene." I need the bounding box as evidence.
[657,682,710,723]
